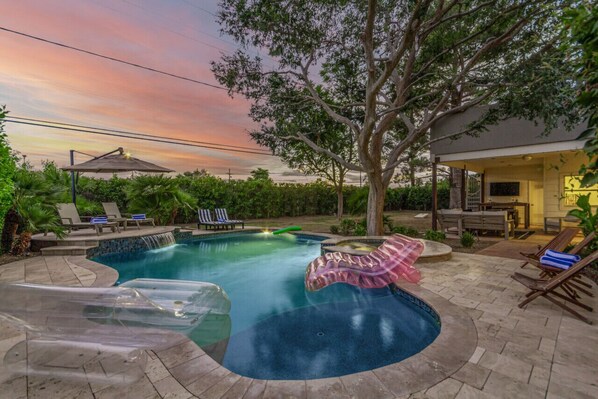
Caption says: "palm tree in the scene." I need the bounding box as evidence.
[1,167,66,254]
[126,175,194,225]
[11,202,65,255]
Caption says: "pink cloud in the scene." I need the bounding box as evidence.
[1,0,286,175]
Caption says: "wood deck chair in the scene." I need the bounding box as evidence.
[102,202,155,230]
[57,203,119,235]
[511,250,598,324]
[520,227,580,268]
[527,232,596,299]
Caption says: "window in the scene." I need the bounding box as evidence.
[563,175,598,207]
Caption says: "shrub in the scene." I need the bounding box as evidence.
[329,225,339,235]
[354,224,367,236]
[460,232,476,248]
[347,187,369,214]
[0,106,16,248]
[392,225,419,238]
[424,229,446,242]
[339,219,356,236]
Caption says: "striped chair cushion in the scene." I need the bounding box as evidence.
[198,209,213,223]
[131,214,146,220]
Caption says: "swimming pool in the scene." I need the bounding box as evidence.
[94,232,440,380]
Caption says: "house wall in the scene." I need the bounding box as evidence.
[543,151,592,217]
[483,164,544,225]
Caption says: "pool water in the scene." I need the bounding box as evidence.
[94,233,440,380]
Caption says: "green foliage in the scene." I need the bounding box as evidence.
[1,166,66,251]
[460,232,476,248]
[354,224,367,236]
[339,219,356,236]
[424,230,446,242]
[0,105,16,248]
[329,225,339,235]
[565,5,598,188]
[385,182,450,211]
[249,168,272,181]
[126,175,194,225]
[347,187,368,215]
[78,175,129,210]
[18,203,65,239]
[567,194,598,252]
[392,225,419,238]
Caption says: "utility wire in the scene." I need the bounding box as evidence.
[4,118,274,156]
[8,116,270,153]
[0,26,228,92]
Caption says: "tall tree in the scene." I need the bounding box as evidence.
[249,90,357,219]
[213,0,579,234]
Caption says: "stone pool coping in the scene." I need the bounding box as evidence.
[321,235,453,262]
[1,229,477,397]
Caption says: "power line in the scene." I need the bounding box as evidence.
[0,26,228,91]
[4,118,274,156]
[8,116,270,153]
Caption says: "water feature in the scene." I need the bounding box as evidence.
[141,232,176,250]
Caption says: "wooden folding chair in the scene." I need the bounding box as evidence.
[511,250,598,324]
[520,227,580,268]
[527,232,596,299]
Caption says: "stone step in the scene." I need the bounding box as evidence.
[56,240,99,247]
[40,246,95,256]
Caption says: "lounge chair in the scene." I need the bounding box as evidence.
[520,227,580,268]
[197,209,234,230]
[57,203,119,235]
[527,232,595,299]
[102,202,155,230]
[214,208,244,229]
[511,250,598,324]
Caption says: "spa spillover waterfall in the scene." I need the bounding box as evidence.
[141,232,176,250]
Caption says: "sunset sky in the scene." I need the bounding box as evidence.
[1,0,343,182]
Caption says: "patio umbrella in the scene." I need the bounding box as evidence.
[62,147,174,202]
[62,147,173,174]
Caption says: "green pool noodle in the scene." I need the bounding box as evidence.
[272,226,302,235]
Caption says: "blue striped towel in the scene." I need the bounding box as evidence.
[217,218,226,223]
[545,250,581,263]
[91,217,108,224]
[131,214,146,220]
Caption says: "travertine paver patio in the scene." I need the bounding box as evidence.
[0,250,596,398]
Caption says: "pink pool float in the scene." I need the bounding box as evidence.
[305,234,424,291]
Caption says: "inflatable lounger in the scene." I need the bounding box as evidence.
[0,279,231,384]
[305,234,424,291]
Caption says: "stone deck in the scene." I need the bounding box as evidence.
[0,248,596,398]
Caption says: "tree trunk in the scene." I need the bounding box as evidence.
[11,231,32,256]
[449,167,462,209]
[336,183,344,220]
[366,173,386,235]
[1,208,19,254]
[409,163,416,187]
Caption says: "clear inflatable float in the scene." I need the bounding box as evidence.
[305,234,424,291]
[0,279,230,384]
